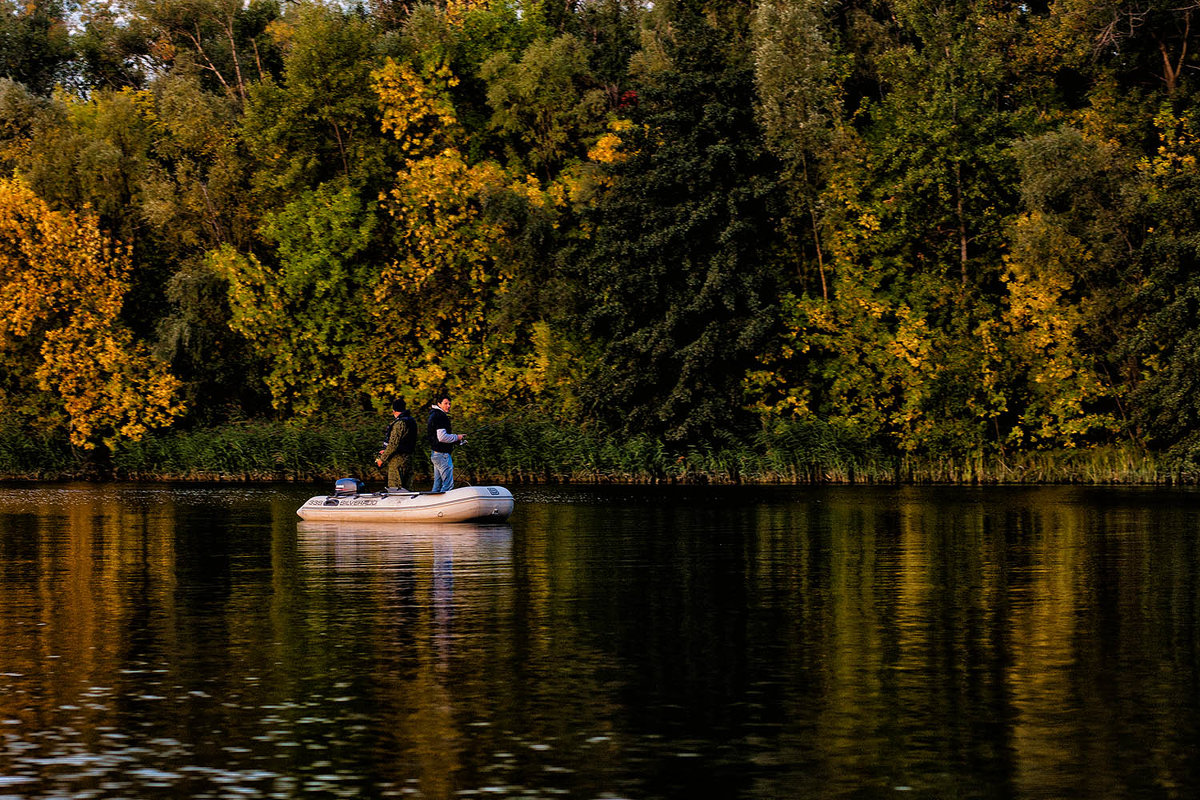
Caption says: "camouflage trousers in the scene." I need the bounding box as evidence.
[385,452,413,491]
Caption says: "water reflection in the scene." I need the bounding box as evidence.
[296,520,513,567]
[294,521,518,797]
[1,484,1199,798]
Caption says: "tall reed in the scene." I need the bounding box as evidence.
[0,418,77,479]
[2,414,1193,485]
[110,419,378,481]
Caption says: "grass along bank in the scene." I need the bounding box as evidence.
[0,416,1187,485]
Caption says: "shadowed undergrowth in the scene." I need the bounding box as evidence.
[0,417,1186,485]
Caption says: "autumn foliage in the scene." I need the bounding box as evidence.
[4,0,1200,474]
[0,178,183,448]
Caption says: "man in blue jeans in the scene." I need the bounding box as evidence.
[426,390,465,492]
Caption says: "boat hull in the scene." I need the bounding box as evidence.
[296,486,514,523]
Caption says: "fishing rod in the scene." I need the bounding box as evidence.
[458,421,502,439]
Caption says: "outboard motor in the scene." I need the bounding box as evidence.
[333,478,364,496]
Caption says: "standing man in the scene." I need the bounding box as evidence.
[376,397,417,491]
[427,390,465,493]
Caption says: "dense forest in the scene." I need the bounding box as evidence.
[2,0,1200,482]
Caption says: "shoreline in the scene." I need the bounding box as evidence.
[2,419,1191,486]
[2,468,1194,486]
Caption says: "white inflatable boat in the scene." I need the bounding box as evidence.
[297,480,514,523]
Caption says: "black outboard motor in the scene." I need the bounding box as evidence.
[333,478,364,496]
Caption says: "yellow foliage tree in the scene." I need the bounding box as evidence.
[0,178,184,448]
[443,0,491,26]
[751,284,944,450]
[369,148,533,415]
[369,54,572,416]
[1002,211,1118,446]
[373,56,460,159]
[558,117,635,207]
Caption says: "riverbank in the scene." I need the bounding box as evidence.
[0,418,1189,485]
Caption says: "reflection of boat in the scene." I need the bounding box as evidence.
[296,485,514,523]
[296,520,513,567]
[297,520,513,537]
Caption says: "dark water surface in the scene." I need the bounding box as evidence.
[1,483,1199,799]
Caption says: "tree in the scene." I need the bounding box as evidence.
[481,34,605,180]
[1048,0,1200,96]
[369,45,566,415]
[132,0,281,102]
[749,0,1048,456]
[209,178,377,415]
[1001,126,1132,447]
[0,178,184,449]
[752,0,848,300]
[0,79,46,173]
[1122,106,1200,457]
[573,6,785,441]
[2,45,259,421]
[73,1,155,90]
[18,87,153,240]
[13,86,180,341]
[862,0,1024,289]
[242,2,392,203]
[0,0,72,96]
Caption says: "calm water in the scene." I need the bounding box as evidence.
[0,483,1198,799]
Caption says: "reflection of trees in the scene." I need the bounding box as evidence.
[295,517,628,796]
[438,507,629,793]
[743,487,1200,797]
[4,487,1200,797]
[1005,493,1200,797]
[549,487,1199,798]
[0,485,180,745]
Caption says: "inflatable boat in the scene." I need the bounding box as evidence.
[297,479,514,523]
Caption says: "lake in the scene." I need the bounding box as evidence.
[0,483,1198,799]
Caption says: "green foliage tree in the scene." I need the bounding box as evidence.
[132,0,282,102]
[1122,105,1200,457]
[1002,126,1132,447]
[573,5,785,441]
[863,0,1024,290]
[210,178,377,416]
[750,0,1042,457]
[73,1,155,90]
[0,78,46,173]
[1047,0,1200,96]
[481,34,605,179]
[18,88,153,236]
[0,0,72,96]
[139,63,264,418]
[752,0,847,300]
[242,2,392,203]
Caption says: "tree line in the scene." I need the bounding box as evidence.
[2,0,1200,473]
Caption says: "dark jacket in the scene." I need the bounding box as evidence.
[427,406,456,454]
[381,411,416,462]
